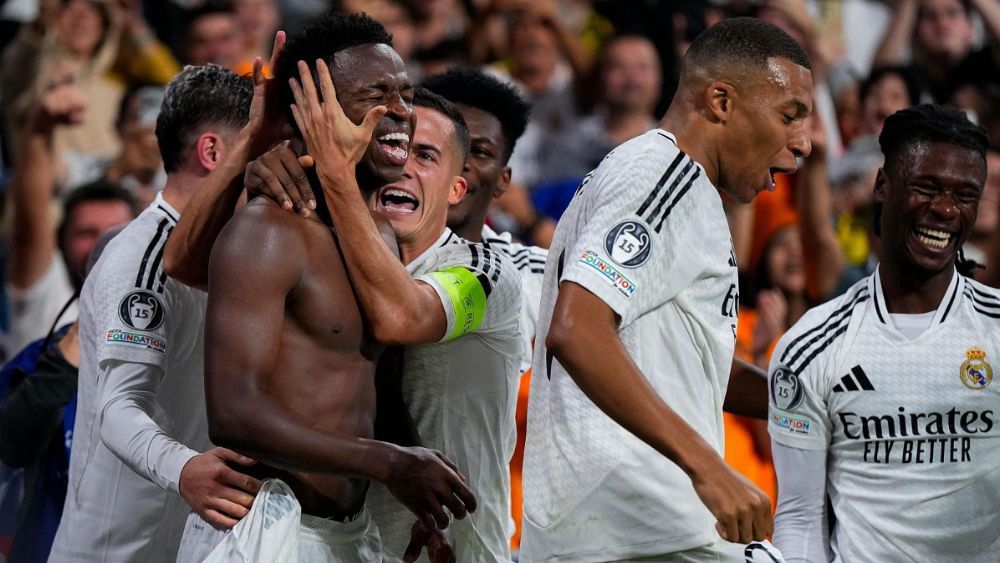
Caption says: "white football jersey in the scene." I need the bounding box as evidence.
[521,129,740,561]
[368,229,522,563]
[482,225,547,374]
[51,194,210,562]
[769,267,1000,562]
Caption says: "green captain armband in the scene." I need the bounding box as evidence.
[429,266,488,341]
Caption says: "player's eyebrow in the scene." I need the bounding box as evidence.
[787,99,810,118]
[413,141,442,156]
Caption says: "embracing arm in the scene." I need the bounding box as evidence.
[724,357,769,420]
[546,282,773,543]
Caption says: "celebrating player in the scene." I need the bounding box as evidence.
[769,104,1000,562]
[520,18,812,562]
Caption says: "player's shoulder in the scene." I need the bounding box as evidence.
[482,228,547,277]
[91,200,178,295]
[961,277,1000,320]
[591,129,692,187]
[214,198,312,267]
[781,277,872,345]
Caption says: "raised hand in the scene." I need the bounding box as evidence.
[383,446,477,532]
[288,59,387,184]
[243,30,290,158]
[30,81,87,133]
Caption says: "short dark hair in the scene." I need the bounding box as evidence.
[413,86,470,165]
[683,17,811,75]
[155,64,252,173]
[59,180,137,242]
[272,13,393,128]
[860,66,920,109]
[879,104,988,172]
[421,68,530,162]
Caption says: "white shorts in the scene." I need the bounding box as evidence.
[607,539,784,563]
[176,479,382,563]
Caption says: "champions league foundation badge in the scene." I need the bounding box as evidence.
[770,365,804,410]
[605,220,651,268]
[960,346,992,390]
[118,290,165,331]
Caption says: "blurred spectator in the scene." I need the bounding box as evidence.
[338,0,421,77]
[411,0,467,52]
[969,149,1000,280]
[531,34,661,218]
[492,0,594,190]
[102,86,166,208]
[5,81,136,356]
[232,0,279,75]
[1,0,181,176]
[182,5,240,69]
[873,0,1000,103]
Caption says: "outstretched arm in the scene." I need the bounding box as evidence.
[797,115,845,302]
[205,205,475,529]
[547,283,773,544]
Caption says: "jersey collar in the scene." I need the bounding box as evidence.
[871,265,964,328]
[405,228,461,273]
[154,192,180,225]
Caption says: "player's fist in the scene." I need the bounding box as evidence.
[179,447,263,530]
[30,81,87,132]
[692,459,773,544]
[383,445,477,531]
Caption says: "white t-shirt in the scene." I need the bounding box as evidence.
[51,193,211,562]
[482,225,547,374]
[769,267,1000,562]
[521,129,740,562]
[368,228,523,563]
[6,251,77,354]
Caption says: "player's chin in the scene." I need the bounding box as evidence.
[365,153,406,185]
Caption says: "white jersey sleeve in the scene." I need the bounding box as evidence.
[772,441,831,562]
[91,227,176,367]
[98,359,198,492]
[414,242,522,342]
[558,133,708,327]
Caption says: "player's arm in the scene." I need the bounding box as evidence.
[771,442,830,562]
[205,205,475,529]
[96,357,262,529]
[547,283,773,544]
[161,35,313,290]
[724,357,769,420]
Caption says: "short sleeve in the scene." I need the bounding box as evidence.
[767,334,832,450]
[559,135,706,327]
[416,243,521,343]
[88,240,175,368]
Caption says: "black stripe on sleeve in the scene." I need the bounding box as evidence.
[156,204,179,223]
[135,219,169,288]
[779,288,869,365]
[636,152,686,220]
[654,169,701,233]
[969,284,1000,305]
[645,159,694,226]
[477,273,494,298]
[793,323,852,375]
[145,226,173,290]
[470,244,480,270]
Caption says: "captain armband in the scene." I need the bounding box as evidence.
[428,266,488,341]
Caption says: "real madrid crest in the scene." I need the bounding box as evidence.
[960,346,992,390]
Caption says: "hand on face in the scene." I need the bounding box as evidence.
[289,59,388,187]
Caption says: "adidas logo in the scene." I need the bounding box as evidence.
[832,365,875,393]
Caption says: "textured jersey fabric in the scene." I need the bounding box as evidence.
[368,229,522,562]
[521,129,740,562]
[769,268,1000,561]
[51,193,210,562]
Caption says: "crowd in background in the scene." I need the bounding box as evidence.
[1,0,999,553]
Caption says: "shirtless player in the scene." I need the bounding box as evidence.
[171,15,474,561]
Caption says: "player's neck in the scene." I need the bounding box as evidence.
[658,108,719,187]
[453,213,487,243]
[878,261,955,314]
[160,171,205,215]
[398,228,446,265]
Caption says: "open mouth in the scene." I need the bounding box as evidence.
[767,167,796,190]
[913,226,952,250]
[379,187,420,214]
[376,132,410,165]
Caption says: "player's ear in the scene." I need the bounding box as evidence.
[874,167,888,203]
[195,132,226,172]
[492,166,512,199]
[448,175,468,205]
[706,81,736,124]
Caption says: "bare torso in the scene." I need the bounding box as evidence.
[233,198,380,517]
